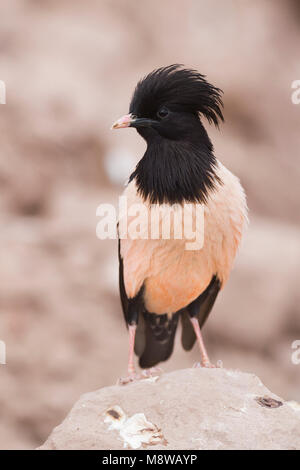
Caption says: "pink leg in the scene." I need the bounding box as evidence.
[118,325,163,385]
[190,317,215,368]
[118,324,141,385]
[127,324,136,375]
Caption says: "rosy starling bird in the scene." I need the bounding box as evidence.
[112,65,247,383]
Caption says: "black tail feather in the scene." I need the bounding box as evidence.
[137,311,179,368]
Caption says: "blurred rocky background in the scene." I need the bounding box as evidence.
[0,0,299,449]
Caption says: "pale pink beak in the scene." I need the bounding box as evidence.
[111,113,134,130]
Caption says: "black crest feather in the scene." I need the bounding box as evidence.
[130,64,224,127]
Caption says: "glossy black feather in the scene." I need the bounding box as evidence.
[118,236,143,326]
[137,312,179,368]
[129,136,221,205]
[130,64,224,127]
[118,237,128,325]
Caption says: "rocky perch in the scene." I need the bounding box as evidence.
[39,368,300,450]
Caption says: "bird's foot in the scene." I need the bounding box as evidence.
[193,361,216,369]
[118,367,163,385]
[193,359,223,369]
[117,371,143,386]
[141,366,163,378]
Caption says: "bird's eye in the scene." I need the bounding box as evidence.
[157,107,169,119]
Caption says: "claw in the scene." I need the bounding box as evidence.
[141,366,163,378]
[117,372,142,386]
[118,366,163,385]
[193,361,221,369]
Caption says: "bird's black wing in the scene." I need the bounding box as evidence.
[181,275,221,351]
[118,237,129,325]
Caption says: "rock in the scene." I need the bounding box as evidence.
[38,368,300,450]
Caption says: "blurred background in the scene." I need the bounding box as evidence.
[0,0,299,449]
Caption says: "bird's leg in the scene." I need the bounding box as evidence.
[189,317,215,368]
[127,324,136,375]
[118,325,162,384]
[118,324,141,385]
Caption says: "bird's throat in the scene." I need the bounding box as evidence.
[130,138,220,205]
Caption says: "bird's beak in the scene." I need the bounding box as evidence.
[111,113,134,130]
[111,113,156,130]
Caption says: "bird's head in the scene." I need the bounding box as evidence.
[112,65,224,204]
[112,64,224,144]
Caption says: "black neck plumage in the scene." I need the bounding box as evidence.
[130,131,220,205]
